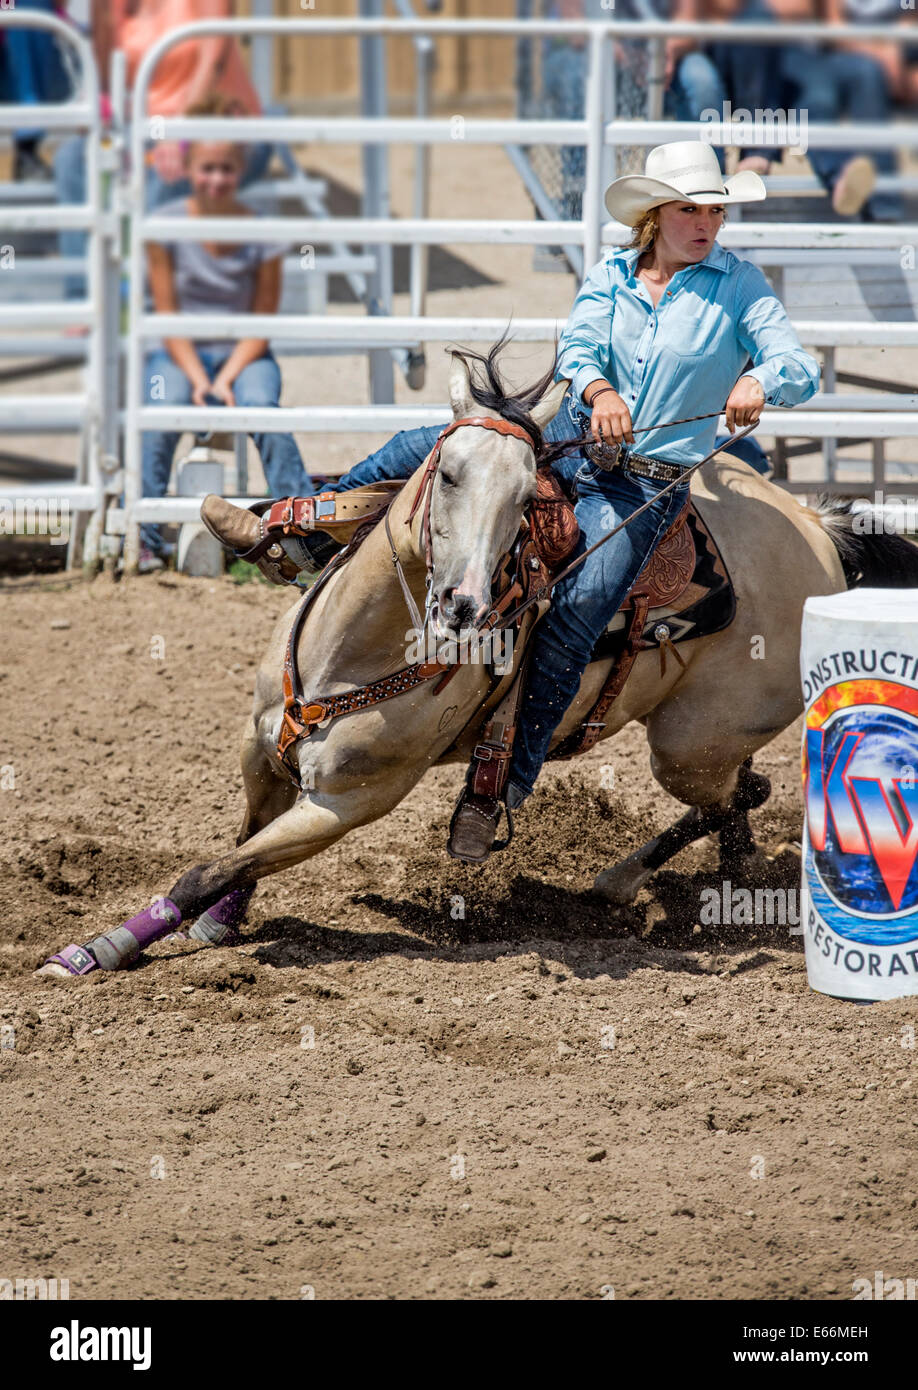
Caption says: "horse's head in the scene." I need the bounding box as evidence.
[426,351,569,639]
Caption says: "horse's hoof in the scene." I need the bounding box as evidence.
[593,861,652,906]
[34,944,99,978]
[34,961,74,979]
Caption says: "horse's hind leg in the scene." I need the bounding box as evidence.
[593,749,772,907]
[717,759,772,875]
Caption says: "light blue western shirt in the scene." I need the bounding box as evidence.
[557,241,820,463]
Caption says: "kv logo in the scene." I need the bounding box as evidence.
[805,725,918,910]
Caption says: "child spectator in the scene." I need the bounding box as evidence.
[140,95,313,571]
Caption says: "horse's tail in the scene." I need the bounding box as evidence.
[807,496,918,590]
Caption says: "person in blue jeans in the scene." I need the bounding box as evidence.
[141,103,312,568]
[206,142,819,859]
[667,0,901,221]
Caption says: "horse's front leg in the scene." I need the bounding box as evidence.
[36,755,427,977]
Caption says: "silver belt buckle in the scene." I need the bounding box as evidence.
[586,439,622,472]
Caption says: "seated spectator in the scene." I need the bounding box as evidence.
[829,0,918,110]
[140,97,314,572]
[666,0,902,221]
[54,0,273,298]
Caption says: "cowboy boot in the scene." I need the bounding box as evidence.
[200,494,261,552]
[200,495,341,583]
[446,786,504,864]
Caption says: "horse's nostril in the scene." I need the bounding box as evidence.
[453,592,478,625]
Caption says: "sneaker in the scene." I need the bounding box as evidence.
[13,147,53,182]
[138,548,166,574]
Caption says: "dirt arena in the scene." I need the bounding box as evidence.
[1,572,916,1302]
[2,132,917,1302]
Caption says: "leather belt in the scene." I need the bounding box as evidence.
[585,439,688,484]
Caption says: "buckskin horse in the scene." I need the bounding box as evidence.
[39,346,918,976]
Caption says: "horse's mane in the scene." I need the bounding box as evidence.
[449,334,585,470]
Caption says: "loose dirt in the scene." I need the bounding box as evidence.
[1,574,915,1300]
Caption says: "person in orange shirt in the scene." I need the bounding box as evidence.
[54,0,271,296]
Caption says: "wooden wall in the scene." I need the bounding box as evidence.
[235,0,519,111]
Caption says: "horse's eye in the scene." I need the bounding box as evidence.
[440,472,456,487]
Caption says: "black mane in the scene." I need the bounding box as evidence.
[449,334,587,470]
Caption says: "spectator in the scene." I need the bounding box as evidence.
[666,0,902,220]
[139,96,313,572]
[54,0,273,297]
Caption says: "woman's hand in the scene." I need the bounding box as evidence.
[191,379,214,408]
[588,385,634,447]
[725,375,766,432]
[664,36,694,87]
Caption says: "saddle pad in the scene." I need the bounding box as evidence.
[589,500,735,665]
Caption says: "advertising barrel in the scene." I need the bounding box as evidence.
[801,589,918,1001]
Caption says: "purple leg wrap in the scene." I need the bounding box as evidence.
[41,943,99,976]
[86,896,183,970]
[189,885,255,944]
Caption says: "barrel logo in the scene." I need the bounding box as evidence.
[803,679,918,943]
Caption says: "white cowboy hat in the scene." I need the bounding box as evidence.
[604,141,767,226]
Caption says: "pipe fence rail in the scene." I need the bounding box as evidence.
[1,12,916,570]
[0,7,110,566]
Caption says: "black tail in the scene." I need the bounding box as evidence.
[812,497,918,589]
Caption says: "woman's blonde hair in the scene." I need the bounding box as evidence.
[627,206,661,252]
[627,202,729,252]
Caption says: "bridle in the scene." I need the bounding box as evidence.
[385,413,538,638]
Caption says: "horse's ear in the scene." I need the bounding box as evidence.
[448,353,475,419]
[530,377,570,429]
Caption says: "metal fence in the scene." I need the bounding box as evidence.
[1,11,917,572]
[0,6,111,566]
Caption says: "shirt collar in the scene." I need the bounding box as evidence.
[612,240,731,276]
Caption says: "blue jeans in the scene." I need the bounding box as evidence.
[665,51,728,173]
[53,138,274,298]
[141,347,312,555]
[333,396,689,798]
[0,0,71,142]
